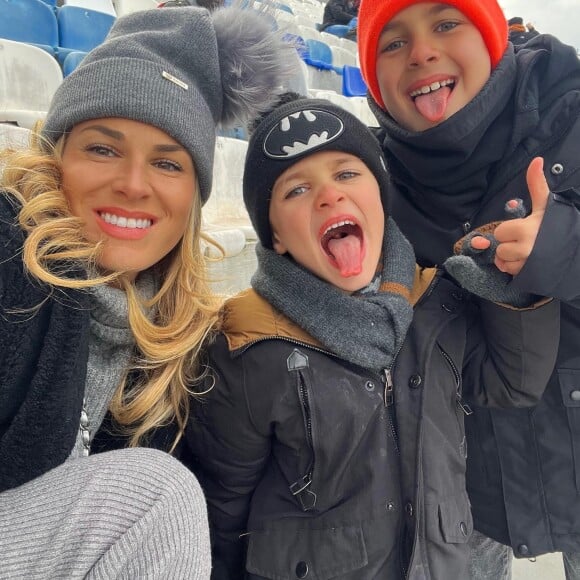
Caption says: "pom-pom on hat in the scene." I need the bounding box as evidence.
[358,0,509,109]
[42,6,295,204]
[243,94,390,248]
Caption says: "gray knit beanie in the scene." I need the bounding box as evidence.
[243,94,390,247]
[42,6,295,204]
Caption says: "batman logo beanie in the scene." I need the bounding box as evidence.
[243,95,389,248]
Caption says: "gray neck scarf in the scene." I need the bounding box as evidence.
[251,217,415,373]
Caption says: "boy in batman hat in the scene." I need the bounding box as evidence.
[185,94,559,580]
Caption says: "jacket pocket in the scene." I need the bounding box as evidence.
[246,525,368,580]
[557,369,580,492]
[438,494,473,543]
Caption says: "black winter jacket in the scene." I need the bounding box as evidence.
[186,271,559,580]
[0,196,90,492]
[372,35,580,557]
[320,0,357,31]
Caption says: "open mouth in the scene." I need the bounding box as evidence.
[410,78,456,123]
[320,219,365,277]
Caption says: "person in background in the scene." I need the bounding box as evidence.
[508,16,540,45]
[0,5,293,579]
[357,0,580,578]
[185,93,559,579]
[320,0,359,32]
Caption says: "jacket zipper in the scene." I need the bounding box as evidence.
[438,345,473,416]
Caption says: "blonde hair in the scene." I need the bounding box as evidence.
[0,128,221,450]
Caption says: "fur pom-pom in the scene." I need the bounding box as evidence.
[212,5,298,127]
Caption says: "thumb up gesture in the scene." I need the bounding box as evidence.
[470,157,550,276]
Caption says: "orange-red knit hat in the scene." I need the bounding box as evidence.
[358,0,508,109]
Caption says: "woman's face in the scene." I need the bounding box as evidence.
[61,118,197,279]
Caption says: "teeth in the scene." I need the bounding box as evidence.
[323,220,356,236]
[100,212,152,229]
[410,78,454,98]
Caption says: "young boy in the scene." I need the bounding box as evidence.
[185,95,559,579]
[357,1,580,578]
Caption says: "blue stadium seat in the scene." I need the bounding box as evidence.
[39,0,57,6]
[57,5,114,63]
[62,50,87,76]
[303,38,334,71]
[0,0,59,56]
[342,65,368,97]
[323,24,349,38]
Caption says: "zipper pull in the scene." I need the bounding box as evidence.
[456,393,473,416]
[383,368,394,407]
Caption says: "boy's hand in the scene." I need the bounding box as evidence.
[468,157,550,276]
[494,157,549,275]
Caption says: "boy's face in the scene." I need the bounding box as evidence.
[269,150,385,293]
[375,3,491,132]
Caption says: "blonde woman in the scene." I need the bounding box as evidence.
[0,5,293,579]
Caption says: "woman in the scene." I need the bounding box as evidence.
[0,5,293,578]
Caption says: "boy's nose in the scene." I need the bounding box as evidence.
[316,184,345,208]
[409,39,440,67]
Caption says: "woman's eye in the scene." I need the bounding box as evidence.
[437,21,458,32]
[155,159,182,172]
[85,144,116,157]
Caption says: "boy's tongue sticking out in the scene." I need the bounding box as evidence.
[414,86,452,123]
[324,222,364,277]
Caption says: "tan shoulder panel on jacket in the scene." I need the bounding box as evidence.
[222,289,321,352]
[410,265,438,306]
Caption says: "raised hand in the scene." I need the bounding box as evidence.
[467,157,550,276]
[493,157,550,275]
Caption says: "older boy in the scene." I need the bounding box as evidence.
[357,1,580,578]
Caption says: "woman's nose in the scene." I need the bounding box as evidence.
[112,161,151,199]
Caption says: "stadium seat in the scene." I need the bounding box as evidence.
[112,0,157,16]
[39,0,57,6]
[323,24,349,38]
[0,0,59,56]
[0,38,63,128]
[303,38,333,70]
[57,5,115,63]
[63,0,116,16]
[342,65,367,97]
[62,50,88,76]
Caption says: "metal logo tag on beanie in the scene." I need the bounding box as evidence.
[263,109,344,159]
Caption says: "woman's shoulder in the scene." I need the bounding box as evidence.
[0,193,24,246]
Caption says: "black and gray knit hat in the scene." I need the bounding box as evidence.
[42,6,295,204]
[243,94,390,247]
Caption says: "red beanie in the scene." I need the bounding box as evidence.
[358,0,508,109]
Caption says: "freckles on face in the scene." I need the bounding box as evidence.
[375,3,491,132]
[60,117,198,279]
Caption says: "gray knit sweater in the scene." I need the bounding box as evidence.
[69,273,156,459]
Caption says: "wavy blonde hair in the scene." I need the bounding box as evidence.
[0,128,221,450]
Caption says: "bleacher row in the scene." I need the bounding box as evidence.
[0,0,377,293]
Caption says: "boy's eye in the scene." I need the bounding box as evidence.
[154,159,182,172]
[381,38,405,53]
[337,170,358,181]
[436,21,458,33]
[284,184,308,199]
